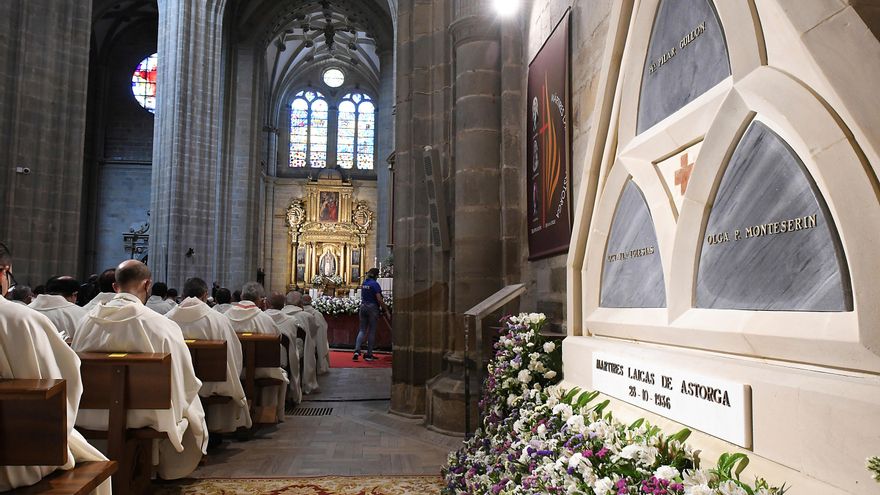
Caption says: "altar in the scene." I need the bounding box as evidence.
[285,171,375,291]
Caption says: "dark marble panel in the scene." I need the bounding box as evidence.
[696,121,852,311]
[601,181,667,308]
[637,0,730,133]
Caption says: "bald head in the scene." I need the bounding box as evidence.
[285,290,302,307]
[114,260,152,303]
[268,293,286,310]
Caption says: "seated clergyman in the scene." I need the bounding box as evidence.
[166,277,252,433]
[0,242,110,493]
[73,260,208,480]
[28,276,87,341]
[224,282,289,422]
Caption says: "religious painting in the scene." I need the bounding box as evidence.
[296,247,306,265]
[351,267,361,283]
[320,251,338,277]
[296,266,305,283]
[527,10,573,260]
[319,191,340,222]
[351,249,361,266]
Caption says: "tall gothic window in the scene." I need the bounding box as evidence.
[290,90,328,168]
[337,93,375,170]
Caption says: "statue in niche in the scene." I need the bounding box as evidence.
[320,251,337,277]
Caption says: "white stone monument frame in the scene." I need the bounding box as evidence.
[564,1,880,492]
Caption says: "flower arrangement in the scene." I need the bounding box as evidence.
[443,313,787,495]
[868,456,880,483]
[312,295,361,316]
[311,274,345,287]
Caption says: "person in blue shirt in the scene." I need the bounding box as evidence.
[354,268,390,361]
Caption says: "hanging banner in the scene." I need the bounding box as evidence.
[527,11,572,260]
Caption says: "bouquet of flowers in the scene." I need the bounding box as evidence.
[312,296,360,316]
[443,312,787,495]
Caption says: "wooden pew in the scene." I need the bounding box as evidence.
[76,352,171,495]
[184,339,231,406]
[236,333,285,425]
[0,379,116,494]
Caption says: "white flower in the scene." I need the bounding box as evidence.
[619,444,642,460]
[536,424,546,436]
[654,465,680,481]
[517,369,532,384]
[684,484,714,495]
[543,370,557,379]
[552,403,572,421]
[593,478,614,495]
[507,394,517,406]
[566,414,586,433]
[543,341,556,353]
[718,480,748,495]
[567,452,584,470]
[683,469,713,488]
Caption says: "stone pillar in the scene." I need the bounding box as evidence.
[424,1,503,434]
[151,0,227,288]
[390,0,453,419]
[500,13,526,285]
[0,0,91,285]
[215,42,263,291]
[375,48,395,261]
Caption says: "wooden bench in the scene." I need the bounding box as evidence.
[236,333,285,425]
[0,379,116,494]
[184,339,232,406]
[76,352,171,495]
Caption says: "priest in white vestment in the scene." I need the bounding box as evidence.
[29,276,87,341]
[166,277,252,433]
[264,294,304,403]
[73,260,208,480]
[0,246,110,494]
[279,291,320,394]
[302,294,331,374]
[224,282,289,421]
[82,268,117,312]
[7,284,34,305]
[145,281,175,315]
[213,287,233,314]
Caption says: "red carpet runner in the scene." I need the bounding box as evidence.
[329,350,392,369]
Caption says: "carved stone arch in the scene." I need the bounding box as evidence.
[616,0,763,143]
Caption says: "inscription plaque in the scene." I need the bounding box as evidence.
[593,352,752,447]
[696,121,852,311]
[638,0,730,133]
[601,181,666,308]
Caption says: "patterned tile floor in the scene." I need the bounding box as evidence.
[190,368,462,478]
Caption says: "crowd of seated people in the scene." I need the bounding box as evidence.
[0,243,331,492]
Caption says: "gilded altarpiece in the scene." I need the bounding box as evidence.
[286,177,374,291]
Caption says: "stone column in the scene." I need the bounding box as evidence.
[0,0,92,284]
[215,41,263,291]
[424,0,503,434]
[390,0,454,419]
[150,0,227,288]
[375,48,395,261]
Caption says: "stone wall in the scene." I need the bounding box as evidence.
[516,0,614,328]
[0,0,92,286]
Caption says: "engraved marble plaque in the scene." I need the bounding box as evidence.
[601,181,666,308]
[696,121,852,311]
[638,0,730,133]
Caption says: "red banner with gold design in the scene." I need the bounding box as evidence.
[527,11,572,260]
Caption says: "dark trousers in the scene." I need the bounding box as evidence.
[354,302,380,356]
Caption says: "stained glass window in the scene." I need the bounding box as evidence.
[131,53,157,113]
[337,100,356,169]
[289,90,328,168]
[336,93,376,171]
